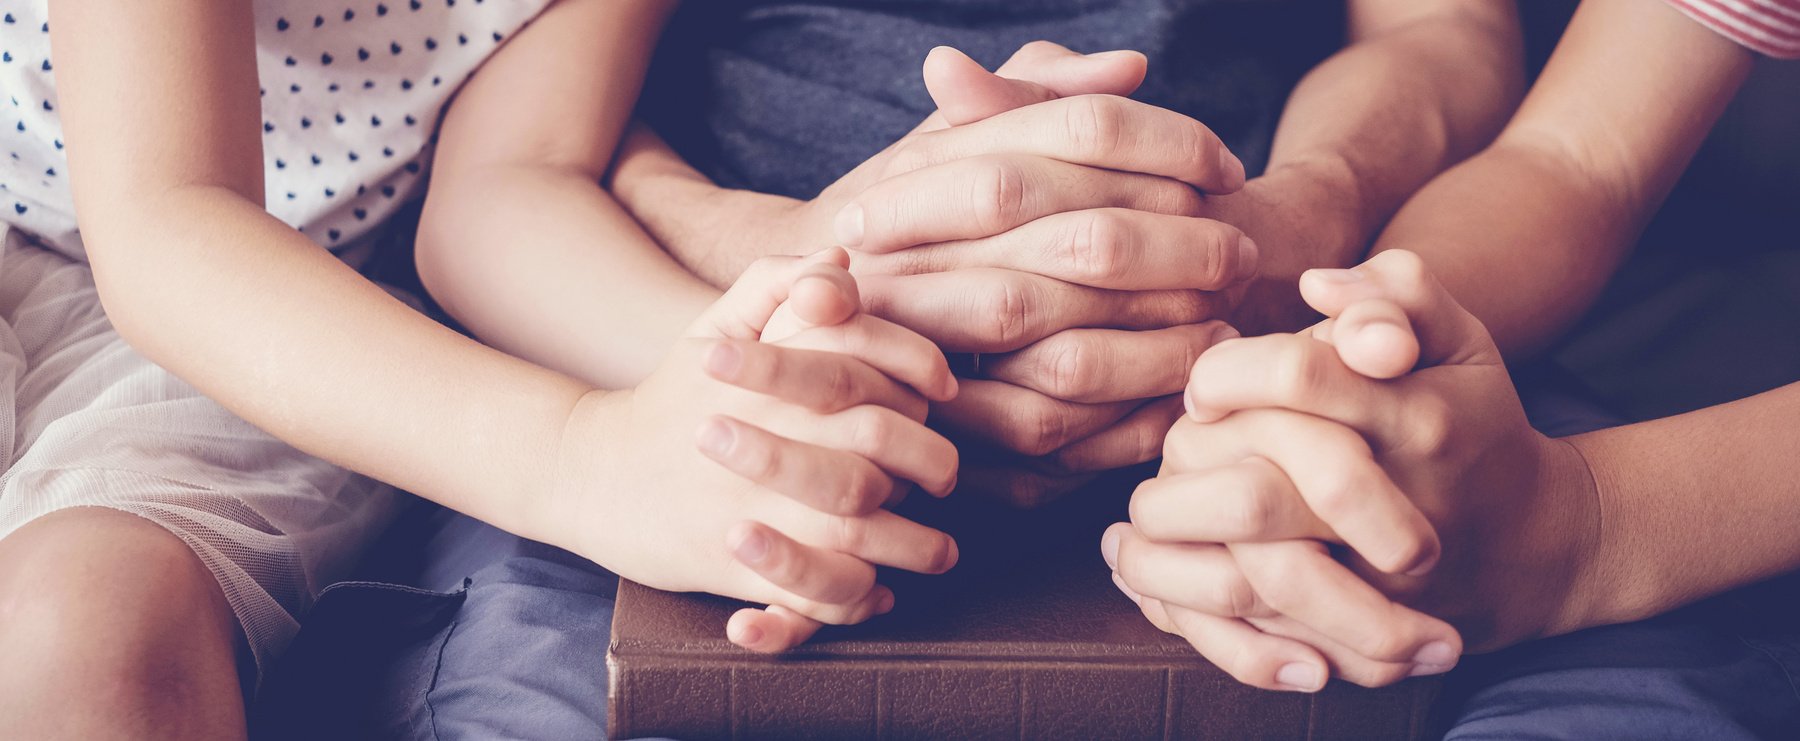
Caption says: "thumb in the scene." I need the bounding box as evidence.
[923,42,1148,127]
[687,248,856,340]
[1301,250,1501,377]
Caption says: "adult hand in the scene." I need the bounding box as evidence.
[611,42,1254,503]
[1104,250,1603,689]
[853,45,1253,498]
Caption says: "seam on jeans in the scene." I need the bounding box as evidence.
[424,619,460,740]
[1739,635,1800,704]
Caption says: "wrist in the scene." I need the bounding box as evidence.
[1255,157,1371,271]
[1534,432,1616,637]
[528,387,629,551]
[1218,160,1370,334]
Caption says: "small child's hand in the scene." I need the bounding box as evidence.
[545,249,960,651]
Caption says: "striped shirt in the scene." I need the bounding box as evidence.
[1667,0,1800,58]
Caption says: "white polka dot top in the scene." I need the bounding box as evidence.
[1,0,551,261]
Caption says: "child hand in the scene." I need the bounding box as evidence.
[542,249,961,652]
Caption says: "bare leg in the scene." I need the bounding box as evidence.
[0,507,247,740]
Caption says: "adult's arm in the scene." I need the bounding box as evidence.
[52,1,590,541]
[607,0,1526,332]
[416,0,707,389]
[1218,0,1525,331]
[1370,0,1754,357]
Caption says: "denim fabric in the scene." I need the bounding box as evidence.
[637,0,1345,199]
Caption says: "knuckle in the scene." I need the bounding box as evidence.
[1379,534,1433,577]
[1354,626,1417,665]
[1225,483,1276,538]
[1023,401,1073,457]
[1401,394,1456,457]
[980,275,1034,349]
[883,139,934,177]
[768,542,807,587]
[1148,289,1213,325]
[739,256,791,285]
[828,515,870,555]
[1132,416,1167,464]
[1064,95,1126,161]
[1174,327,1211,386]
[1193,225,1238,289]
[1065,211,1131,284]
[849,408,896,453]
[1184,121,1221,181]
[1042,336,1094,399]
[1221,575,1263,618]
[819,362,859,411]
[1374,249,1432,299]
[1150,180,1205,217]
[1248,552,1309,612]
[1019,39,1062,58]
[971,157,1026,235]
[1343,662,1413,689]
[1270,341,1329,408]
[1305,477,1361,525]
[740,433,781,481]
[841,468,888,516]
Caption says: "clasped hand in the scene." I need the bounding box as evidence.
[1106,250,1604,691]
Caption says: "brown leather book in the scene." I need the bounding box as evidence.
[608,470,1441,740]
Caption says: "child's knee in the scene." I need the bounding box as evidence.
[0,508,246,738]
[0,507,238,669]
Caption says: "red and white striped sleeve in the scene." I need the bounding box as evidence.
[1665,0,1800,58]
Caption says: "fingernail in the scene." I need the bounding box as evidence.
[1404,550,1440,578]
[1218,148,1246,191]
[1100,526,1122,567]
[938,538,960,573]
[1236,235,1259,276]
[697,419,735,458]
[703,342,742,380]
[1209,322,1241,344]
[733,529,770,565]
[834,204,865,248]
[1412,641,1458,668]
[876,590,896,614]
[1085,49,1140,62]
[1110,571,1142,604]
[1409,662,1455,677]
[1308,268,1363,284]
[1276,662,1326,692]
[733,622,764,647]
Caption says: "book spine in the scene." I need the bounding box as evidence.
[609,656,1438,740]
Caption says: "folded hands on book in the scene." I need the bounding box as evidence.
[1103,250,1605,693]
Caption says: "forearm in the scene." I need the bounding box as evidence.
[1564,382,1800,629]
[1370,141,1633,356]
[414,0,706,386]
[418,164,717,388]
[1370,0,1753,357]
[608,126,823,288]
[92,189,589,541]
[1256,2,1523,267]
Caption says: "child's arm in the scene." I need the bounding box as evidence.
[51,0,957,644]
[52,0,583,541]
[414,0,712,390]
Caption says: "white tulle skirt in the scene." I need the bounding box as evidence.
[0,226,401,679]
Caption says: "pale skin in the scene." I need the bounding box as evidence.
[1108,0,1773,693]
[415,1,1523,646]
[606,0,1526,507]
[0,2,952,738]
